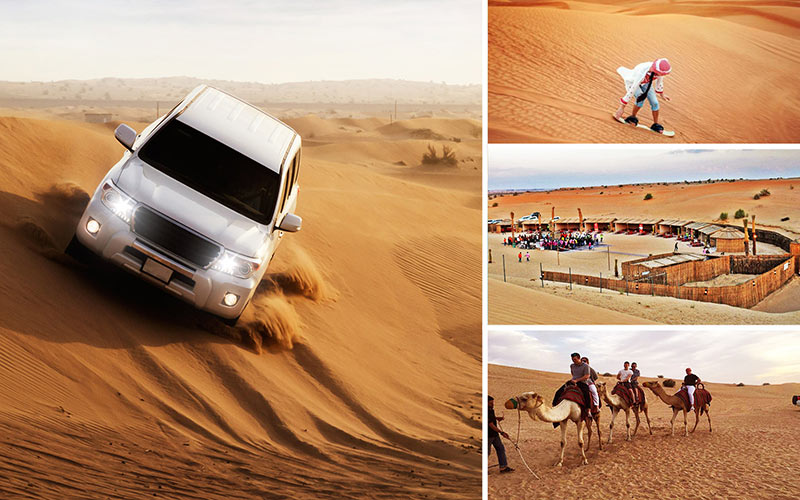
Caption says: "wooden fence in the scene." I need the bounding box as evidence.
[543,255,797,309]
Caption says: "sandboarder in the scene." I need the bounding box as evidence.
[613,58,672,134]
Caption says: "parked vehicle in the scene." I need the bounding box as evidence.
[67,85,302,325]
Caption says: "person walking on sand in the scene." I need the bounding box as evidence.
[518,251,522,262]
[488,396,514,474]
[525,252,530,262]
[674,241,679,252]
[614,58,672,133]
[684,368,701,410]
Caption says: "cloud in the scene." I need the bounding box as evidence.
[488,147,800,190]
[0,0,481,83]
[488,329,800,385]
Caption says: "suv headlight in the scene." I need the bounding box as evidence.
[101,181,136,223]
[212,250,261,279]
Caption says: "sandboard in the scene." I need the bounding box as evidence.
[612,114,675,137]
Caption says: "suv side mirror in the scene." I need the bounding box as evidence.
[277,213,302,232]
[115,124,138,151]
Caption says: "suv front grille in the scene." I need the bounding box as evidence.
[131,205,222,268]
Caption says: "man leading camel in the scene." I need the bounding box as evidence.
[488,396,514,474]
[684,368,701,411]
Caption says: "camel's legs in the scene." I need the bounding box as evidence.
[632,408,641,437]
[556,422,567,467]
[608,407,618,443]
[669,408,679,436]
[643,405,653,435]
[623,408,631,441]
[576,420,588,465]
[585,416,592,451]
[706,406,712,433]
[691,406,700,433]
[682,410,688,436]
[594,415,603,451]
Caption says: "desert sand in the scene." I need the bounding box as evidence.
[488,364,800,500]
[489,0,800,143]
[0,109,481,498]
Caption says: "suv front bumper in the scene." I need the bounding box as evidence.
[75,196,258,319]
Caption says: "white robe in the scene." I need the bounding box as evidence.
[617,61,664,105]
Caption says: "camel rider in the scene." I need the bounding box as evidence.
[684,368,701,410]
[581,356,601,413]
[613,58,672,133]
[568,353,599,415]
[488,396,514,473]
[630,362,641,405]
[617,361,636,404]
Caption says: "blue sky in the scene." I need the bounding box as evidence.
[0,1,481,83]
[488,329,800,385]
[489,147,800,190]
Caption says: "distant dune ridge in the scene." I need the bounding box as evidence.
[0,109,481,498]
[489,0,800,142]
[0,77,481,105]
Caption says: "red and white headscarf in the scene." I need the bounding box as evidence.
[651,58,671,76]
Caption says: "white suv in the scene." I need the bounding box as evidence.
[68,85,302,324]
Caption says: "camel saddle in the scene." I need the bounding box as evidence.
[612,382,645,409]
[673,388,691,409]
[694,385,712,415]
[551,383,590,426]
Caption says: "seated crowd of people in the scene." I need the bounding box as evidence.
[502,230,602,251]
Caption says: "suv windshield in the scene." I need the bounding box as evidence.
[138,118,281,225]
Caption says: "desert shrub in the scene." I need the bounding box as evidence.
[753,194,761,200]
[762,382,770,386]
[602,372,612,377]
[662,379,676,387]
[491,202,498,207]
[421,144,457,167]
[736,382,745,387]
[719,212,728,220]
[599,191,604,195]
[644,193,653,200]
[759,188,771,197]
[657,374,664,378]
[734,209,747,219]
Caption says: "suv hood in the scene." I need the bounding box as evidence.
[115,157,271,258]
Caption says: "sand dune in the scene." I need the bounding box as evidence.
[489,364,800,500]
[489,278,655,324]
[489,178,800,239]
[489,1,800,142]
[0,114,481,498]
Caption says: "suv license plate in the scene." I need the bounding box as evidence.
[143,258,173,283]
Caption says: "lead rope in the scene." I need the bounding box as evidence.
[496,404,540,480]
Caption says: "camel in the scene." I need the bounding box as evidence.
[643,381,713,434]
[642,381,691,436]
[596,381,652,443]
[505,391,601,467]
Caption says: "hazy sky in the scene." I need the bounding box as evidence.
[489,147,800,190]
[488,329,800,385]
[0,1,481,83]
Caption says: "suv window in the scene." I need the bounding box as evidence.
[278,154,298,215]
[138,118,281,225]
